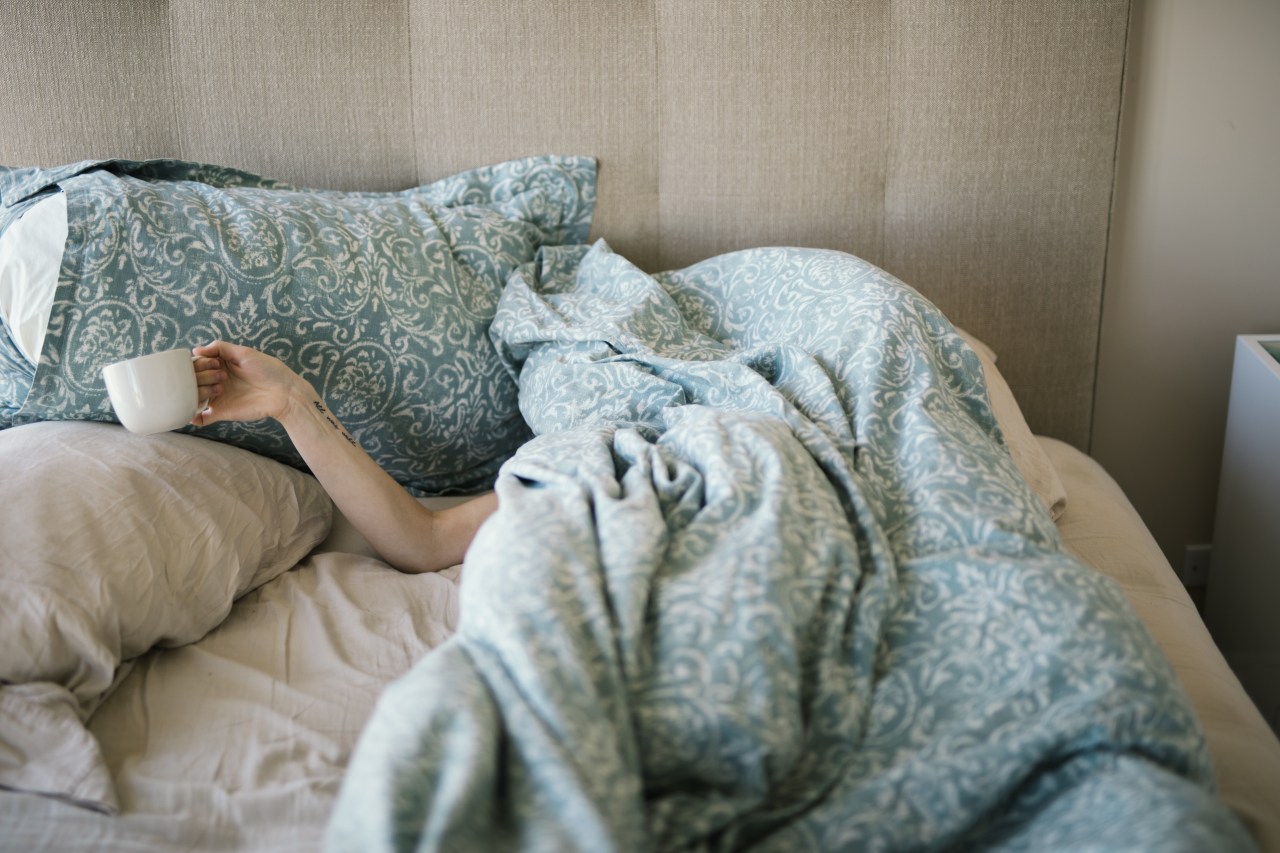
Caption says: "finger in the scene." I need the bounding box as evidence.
[196,383,222,403]
[195,367,223,386]
[193,340,250,366]
[191,399,221,427]
[193,356,221,372]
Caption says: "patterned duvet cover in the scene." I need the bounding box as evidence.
[327,242,1253,851]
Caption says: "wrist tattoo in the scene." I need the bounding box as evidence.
[313,400,359,448]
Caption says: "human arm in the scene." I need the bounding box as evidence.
[190,340,497,574]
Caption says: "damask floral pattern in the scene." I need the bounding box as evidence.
[0,329,29,427]
[0,156,596,494]
[327,242,1252,851]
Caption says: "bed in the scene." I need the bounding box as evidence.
[2,2,1278,851]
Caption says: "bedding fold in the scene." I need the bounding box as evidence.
[0,682,117,813]
[328,242,1254,851]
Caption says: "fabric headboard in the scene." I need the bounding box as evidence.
[0,0,1130,449]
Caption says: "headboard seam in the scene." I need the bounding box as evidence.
[651,0,661,257]
[1087,0,1135,455]
[404,0,420,187]
[880,0,897,271]
[164,1,182,161]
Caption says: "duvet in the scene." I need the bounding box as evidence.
[328,243,1253,851]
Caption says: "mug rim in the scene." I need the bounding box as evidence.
[103,346,193,372]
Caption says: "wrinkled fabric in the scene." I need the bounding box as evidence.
[0,421,332,811]
[329,242,1254,852]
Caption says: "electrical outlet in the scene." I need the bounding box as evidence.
[1182,544,1212,588]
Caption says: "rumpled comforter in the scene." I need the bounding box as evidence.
[327,242,1253,851]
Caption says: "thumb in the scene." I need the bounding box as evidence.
[191,400,220,427]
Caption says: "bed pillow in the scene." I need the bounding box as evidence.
[0,420,333,813]
[0,156,597,495]
[955,327,1068,520]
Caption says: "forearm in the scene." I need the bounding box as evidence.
[277,380,490,573]
[193,340,496,573]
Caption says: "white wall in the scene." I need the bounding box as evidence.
[1093,0,1280,569]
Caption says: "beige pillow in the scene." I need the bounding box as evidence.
[0,421,332,813]
[955,328,1068,520]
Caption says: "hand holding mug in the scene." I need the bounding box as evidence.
[189,341,309,427]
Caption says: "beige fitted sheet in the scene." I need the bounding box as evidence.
[1040,436,1280,851]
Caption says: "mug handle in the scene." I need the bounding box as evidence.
[191,355,211,415]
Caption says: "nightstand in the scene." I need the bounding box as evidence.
[1206,335,1280,733]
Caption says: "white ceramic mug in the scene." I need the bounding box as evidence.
[102,348,204,435]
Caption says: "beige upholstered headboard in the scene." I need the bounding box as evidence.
[0,0,1130,449]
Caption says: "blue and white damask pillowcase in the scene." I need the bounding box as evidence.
[0,156,596,495]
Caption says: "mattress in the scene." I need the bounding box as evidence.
[1040,436,1280,850]
[1,445,1275,851]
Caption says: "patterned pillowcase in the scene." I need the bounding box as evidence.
[0,329,31,429]
[0,156,596,495]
